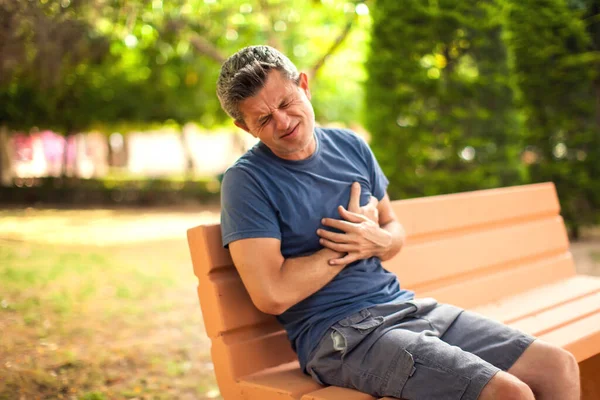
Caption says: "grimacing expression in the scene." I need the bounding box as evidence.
[235,70,316,161]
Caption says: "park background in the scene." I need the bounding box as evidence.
[2,0,600,399]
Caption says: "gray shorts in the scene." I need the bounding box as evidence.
[305,297,535,400]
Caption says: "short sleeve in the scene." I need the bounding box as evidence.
[220,167,281,248]
[356,135,389,200]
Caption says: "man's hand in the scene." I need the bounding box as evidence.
[317,182,391,265]
[317,207,392,265]
[348,182,379,224]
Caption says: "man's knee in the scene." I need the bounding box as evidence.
[479,371,534,400]
[551,346,580,382]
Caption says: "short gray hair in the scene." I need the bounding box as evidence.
[216,45,300,123]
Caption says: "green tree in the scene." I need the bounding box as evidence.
[366,0,523,201]
[501,0,600,237]
[0,0,372,182]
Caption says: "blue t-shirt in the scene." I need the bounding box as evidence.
[220,127,414,371]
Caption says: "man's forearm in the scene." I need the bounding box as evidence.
[376,220,406,261]
[269,248,345,315]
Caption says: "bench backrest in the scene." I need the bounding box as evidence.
[187,182,575,399]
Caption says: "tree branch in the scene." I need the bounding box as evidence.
[309,16,356,80]
[258,0,283,50]
[189,33,226,64]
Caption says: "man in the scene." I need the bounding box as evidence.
[217,45,579,400]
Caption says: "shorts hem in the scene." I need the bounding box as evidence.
[500,334,537,372]
[462,364,500,400]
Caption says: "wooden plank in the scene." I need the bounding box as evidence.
[188,224,233,275]
[239,362,322,400]
[509,292,600,336]
[302,387,376,400]
[189,183,559,276]
[393,182,559,240]
[387,216,569,288]
[580,354,600,400]
[211,328,297,384]
[209,344,243,400]
[420,253,575,309]
[196,223,574,339]
[187,225,214,278]
[197,271,271,339]
[539,311,600,362]
[473,276,600,323]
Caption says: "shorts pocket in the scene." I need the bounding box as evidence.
[395,354,470,400]
[332,309,384,355]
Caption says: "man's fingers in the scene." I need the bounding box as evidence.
[338,205,365,223]
[348,182,361,212]
[317,228,349,243]
[319,238,352,253]
[329,253,359,265]
[321,217,356,233]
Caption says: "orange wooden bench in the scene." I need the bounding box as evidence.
[187,182,600,400]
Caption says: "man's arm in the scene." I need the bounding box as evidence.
[229,238,345,315]
[373,193,406,261]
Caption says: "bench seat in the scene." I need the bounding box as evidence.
[234,275,600,400]
[187,183,600,399]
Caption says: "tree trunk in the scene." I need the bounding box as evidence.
[0,126,13,186]
[595,78,600,131]
[179,127,195,180]
[61,131,77,178]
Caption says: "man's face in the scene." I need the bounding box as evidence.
[235,70,316,161]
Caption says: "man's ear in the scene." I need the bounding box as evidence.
[299,72,311,100]
[234,120,254,136]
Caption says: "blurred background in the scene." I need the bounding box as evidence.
[1,0,600,399]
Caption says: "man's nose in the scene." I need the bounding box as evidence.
[273,109,290,131]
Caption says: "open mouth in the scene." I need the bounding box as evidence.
[280,123,299,139]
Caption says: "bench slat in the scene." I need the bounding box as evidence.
[393,182,558,240]
[390,216,569,289]
[473,275,600,323]
[239,361,322,400]
[211,328,296,390]
[510,291,600,336]
[198,251,574,345]
[301,386,376,400]
[196,221,573,339]
[197,273,271,339]
[420,253,575,309]
[539,311,600,362]
[188,183,559,276]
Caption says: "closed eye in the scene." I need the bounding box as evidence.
[258,115,271,127]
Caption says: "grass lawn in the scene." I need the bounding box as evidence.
[3,208,600,400]
[0,208,220,400]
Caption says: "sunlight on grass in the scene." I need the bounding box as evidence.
[0,207,219,245]
[0,208,220,399]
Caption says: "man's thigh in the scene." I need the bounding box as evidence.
[438,307,536,372]
[306,304,501,400]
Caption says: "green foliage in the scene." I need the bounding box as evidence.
[0,0,371,133]
[366,0,523,200]
[502,0,600,235]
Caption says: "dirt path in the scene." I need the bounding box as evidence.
[570,239,600,277]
